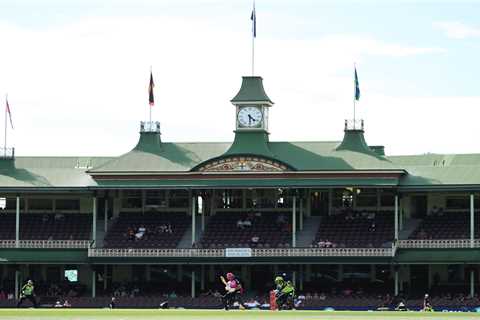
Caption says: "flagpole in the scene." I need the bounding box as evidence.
[353,63,356,129]
[4,94,7,157]
[252,28,255,76]
[149,66,152,124]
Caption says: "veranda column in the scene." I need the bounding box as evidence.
[470,268,475,297]
[299,196,304,231]
[92,196,97,247]
[470,194,475,246]
[394,268,399,296]
[200,265,205,291]
[92,268,96,298]
[191,270,196,298]
[15,195,20,248]
[191,194,196,246]
[104,197,109,233]
[15,269,20,299]
[394,194,399,241]
[292,195,297,247]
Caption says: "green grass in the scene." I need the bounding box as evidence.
[1,309,480,320]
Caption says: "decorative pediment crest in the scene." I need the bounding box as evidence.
[197,156,289,172]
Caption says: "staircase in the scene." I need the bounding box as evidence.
[177,215,204,248]
[296,216,321,247]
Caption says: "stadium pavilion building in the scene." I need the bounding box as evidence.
[1,75,480,308]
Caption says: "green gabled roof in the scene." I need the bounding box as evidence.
[89,141,229,173]
[231,76,273,104]
[0,157,112,188]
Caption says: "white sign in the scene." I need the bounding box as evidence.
[225,248,252,258]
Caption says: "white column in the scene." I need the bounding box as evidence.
[299,197,304,231]
[292,195,296,247]
[15,196,20,248]
[470,194,475,245]
[92,269,96,298]
[191,195,196,246]
[92,197,97,247]
[200,266,205,291]
[394,269,399,295]
[299,265,304,291]
[191,270,196,298]
[470,269,475,297]
[394,195,399,241]
[15,269,20,299]
[104,198,109,233]
[201,196,205,232]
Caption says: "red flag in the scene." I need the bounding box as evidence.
[5,97,13,129]
[148,71,154,107]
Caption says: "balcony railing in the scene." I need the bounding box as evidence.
[344,119,364,131]
[0,240,90,249]
[0,147,14,159]
[88,247,393,258]
[140,121,160,133]
[397,239,480,249]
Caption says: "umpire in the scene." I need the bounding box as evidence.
[17,280,37,308]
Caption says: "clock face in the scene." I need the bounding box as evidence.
[237,106,263,128]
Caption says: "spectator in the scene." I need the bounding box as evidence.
[127,227,135,241]
[54,213,65,221]
[251,235,260,244]
[135,225,147,240]
[165,224,173,234]
[237,219,245,229]
[430,205,439,216]
[168,291,177,299]
[319,292,326,300]
[367,211,376,220]
[0,289,5,300]
[63,300,71,308]
[324,240,333,248]
[368,222,376,232]
[42,214,49,223]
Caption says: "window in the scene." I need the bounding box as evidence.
[356,189,377,207]
[4,197,25,210]
[169,190,189,208]
[380,190,395,206]
[446,197,469,209]
[56,199,80,210]
[146,190,167,206]
[122,190,142,209]
[29,199,53,210]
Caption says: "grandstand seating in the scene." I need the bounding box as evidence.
[199,211,292,248]
[0,213,91,240]
[312,211,394,248]
[409,212,469,239]
[103,212,189,248]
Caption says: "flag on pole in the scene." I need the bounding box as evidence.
[354,67,360,101]
[251,2,256,38]
[5,97,13,129]
[148,71,155,107]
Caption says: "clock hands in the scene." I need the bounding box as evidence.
[247,114,257,125]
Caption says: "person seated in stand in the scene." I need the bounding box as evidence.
[324,240,332,248]
[42,214,49,223]
[237,219,245,229]
[345,211,354,221]
[367,211,376,220]
[319,292,326,300]
[135,225,146,240]
[54,212,65,221]
[127,227,135,240]
[368,222,376,232]
[251,235,260,244]
[430,205,440,216]
[317,240,326,248]
[242,218,252,228]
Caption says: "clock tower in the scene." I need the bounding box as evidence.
[231,76,273,132]
[223,76,275,158]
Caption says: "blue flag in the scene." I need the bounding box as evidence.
[251,3,256,38]
[354,67,360,101]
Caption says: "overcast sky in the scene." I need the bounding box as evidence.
[0,0,480,156]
